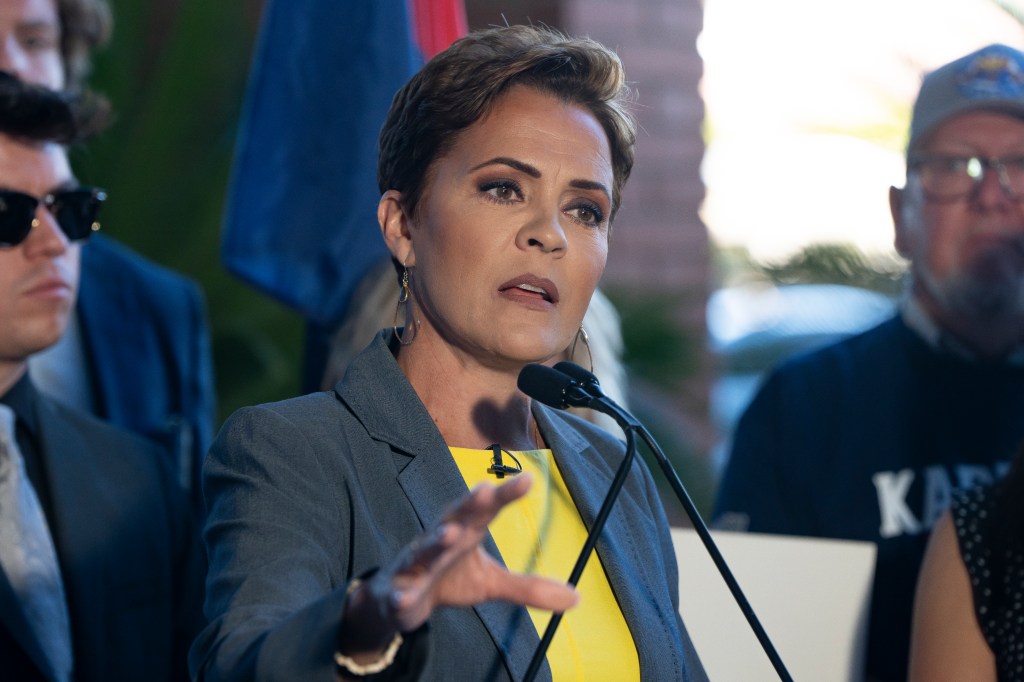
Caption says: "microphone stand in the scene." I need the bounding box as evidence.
[635,422,793,682]
[522,427,639,682]
[554,362,794,682]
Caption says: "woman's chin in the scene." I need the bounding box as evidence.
[502,334,570,365]
[479,343,562,373]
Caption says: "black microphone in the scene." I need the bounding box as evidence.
[544,361,794,682]
[552,361,602,394]
[517,363,593,409]
[517,363,639,682]
[552,361,640,430]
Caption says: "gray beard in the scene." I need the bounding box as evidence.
[947,278,1024,319]
[921,249,1024,322]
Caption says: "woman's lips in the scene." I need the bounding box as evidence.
[498,275,559,305]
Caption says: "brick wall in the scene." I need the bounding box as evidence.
[563,0,708,295]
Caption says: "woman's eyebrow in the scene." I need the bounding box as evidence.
[469,157,541,178]
[570,179,611,203]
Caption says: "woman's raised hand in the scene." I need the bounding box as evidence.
[338,473,579,660]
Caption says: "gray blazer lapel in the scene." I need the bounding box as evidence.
[334,333,468,527]
[534,404,685,679]
[335,332,548,681]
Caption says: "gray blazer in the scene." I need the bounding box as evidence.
[190,332,706,681]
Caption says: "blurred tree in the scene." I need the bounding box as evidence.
[606,289,699,391]
[714,242,906,296]
[73,0,304,424]
[757,243,906,296]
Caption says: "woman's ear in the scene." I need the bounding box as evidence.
[378,190,415,266]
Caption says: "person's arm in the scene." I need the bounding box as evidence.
[190,405,350,682]
[908,512,996,681]
[190,405,577,682]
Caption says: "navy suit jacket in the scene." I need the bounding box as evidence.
[192,331,706,681]
[0,385,205,681]
[77,234,216,505]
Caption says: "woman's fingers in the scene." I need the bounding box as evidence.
[488,571,580,613]
[383,474,554,631]
[397,475,533,581]
[388,480,516,578]
[424,547,579,613]
[443,473,533,530]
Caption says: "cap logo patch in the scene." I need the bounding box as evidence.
[956,47,1024,100]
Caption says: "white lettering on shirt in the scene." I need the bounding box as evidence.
[872,462,1009,539]
[873,469,922,538]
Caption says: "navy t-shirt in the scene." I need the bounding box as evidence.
[714,315,1024,682]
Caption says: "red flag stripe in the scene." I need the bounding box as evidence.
[409,0,467,59]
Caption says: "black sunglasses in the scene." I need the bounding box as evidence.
[0,186,106,247]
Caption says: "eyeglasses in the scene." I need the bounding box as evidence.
[0,186,106,247]
[908,154,1024,201]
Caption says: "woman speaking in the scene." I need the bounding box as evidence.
[191,25,706,681]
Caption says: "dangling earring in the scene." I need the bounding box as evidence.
[393,265,417,346]
[569,325,593,373]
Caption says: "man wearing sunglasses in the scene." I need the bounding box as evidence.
[0,74,203,681]
[714,44,1024,682]
[1,0,215,514]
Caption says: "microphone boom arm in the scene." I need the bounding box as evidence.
[550,362,794,682]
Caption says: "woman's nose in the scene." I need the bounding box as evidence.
[516,208,568,254]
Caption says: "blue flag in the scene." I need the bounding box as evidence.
[221,0,422,327]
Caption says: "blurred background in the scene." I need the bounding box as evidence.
[78,0,1024,520]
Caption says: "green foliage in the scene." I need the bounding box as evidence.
[757,242,906,295]
[605,288,700,390]
[712,243,760,287]
[715,242,906,296]
[77,1,304,422]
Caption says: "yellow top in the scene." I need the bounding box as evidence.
[450,446,640,682]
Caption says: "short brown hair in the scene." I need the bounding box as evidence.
[57,0,112,93]
[377,25,637,222]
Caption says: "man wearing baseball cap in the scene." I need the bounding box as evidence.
[714,44,1024,681]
